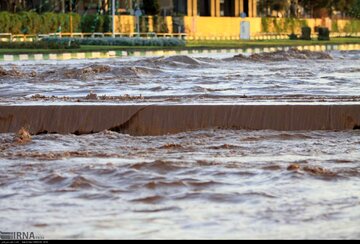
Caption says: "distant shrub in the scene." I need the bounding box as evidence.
[103,15,111,33]
[81,14,106,33]
[42,37,185,47]
[0,11,97,34]
[318,27,330,41]
[343,20,360,33]
[300,27,311,40]
[331,20,339,32]
[0,39,80,49]
[288,33,298,40]
[19,11,42,34]
[261,17,308,34]
[0,12,22,33]
[261,18,270,33]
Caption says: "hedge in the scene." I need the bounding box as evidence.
[0,11,104,34]
[0,39,80,49]
[299,27,311,40]
[0,11,172,35]
[261,17,308,33]
[318,27,330,41]
[42,37,185,47]
[343,19,360,32]
[81,14,111,33]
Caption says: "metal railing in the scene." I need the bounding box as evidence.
[0,32,359,43]
[0,32,188,42]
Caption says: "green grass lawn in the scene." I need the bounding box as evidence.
[186,38,360,48]
[0,45,180,55]
[1,38,360,55]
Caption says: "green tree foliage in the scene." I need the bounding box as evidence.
[258,0,289,16]
[81,14,106,33]
[349,0,360,18]
[334,0,356,13]
[0,10,171,35]
[0,12,22,33]
[19,11,42,34]
[142,0,160,15]
[298,0,356,17]
[261,17,308,33]
[272,0,289,12]
[0,11,82,34]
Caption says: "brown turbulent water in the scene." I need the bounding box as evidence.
[0,49,360,239]
[0,49,360,104]
[0,130,359,239]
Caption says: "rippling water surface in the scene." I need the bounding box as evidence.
[0,130,359,239]
[0,50,360,104]
[0,50,360,239]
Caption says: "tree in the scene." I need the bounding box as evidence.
[298,0,356,17]
[142,0,160,15]
[333,0,356,16]
[290,0,298,17]
[272,0,288,12]
[258,0,289,17]
[60,0,65,13]
[0,0,21,12]
[349,0,360,18]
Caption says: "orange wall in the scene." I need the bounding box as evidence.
[183,16,262,38]
[115,15,358,37]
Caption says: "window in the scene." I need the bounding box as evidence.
[173,0,187,15]
[243,0,249,17]
[197,0,211,16]
[220,0,235,16]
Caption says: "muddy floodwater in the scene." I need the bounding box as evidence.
[0,130,360,239]
[0,49,360,104]
[0,50,360,239]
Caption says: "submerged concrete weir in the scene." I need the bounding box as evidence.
[0,105,360,135]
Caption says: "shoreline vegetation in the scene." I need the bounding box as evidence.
[1,11,360,35]
[1,38,360,55]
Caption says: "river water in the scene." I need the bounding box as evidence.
[0,49,360,104]
[0,50,359,239]
[0,130,359,239]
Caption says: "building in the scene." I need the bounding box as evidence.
[1,1,257,17]
[123,0,257,18]
[111,1,259,39]
[98,0,259,38]
[186,0,257,18]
